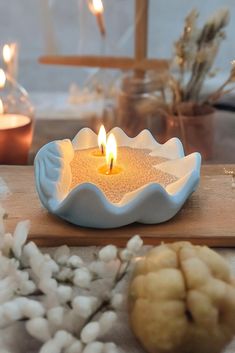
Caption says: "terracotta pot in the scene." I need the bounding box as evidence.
[166,104,215,161]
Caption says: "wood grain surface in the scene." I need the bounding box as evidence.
[1,165,235,247]
[38,56,168,71]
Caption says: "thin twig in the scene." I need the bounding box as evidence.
[80,260,131,332]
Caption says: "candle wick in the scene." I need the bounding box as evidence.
[101,144,104,155]
[110,157,113,172]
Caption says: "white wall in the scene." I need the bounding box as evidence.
[0,0,234,92]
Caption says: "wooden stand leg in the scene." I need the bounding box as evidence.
[135,0,149,78]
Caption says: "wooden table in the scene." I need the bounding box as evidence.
[1,165,235,247]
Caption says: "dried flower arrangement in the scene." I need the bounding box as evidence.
[117,7,235,150]
[162,7,235,114]
[171,9,235,104]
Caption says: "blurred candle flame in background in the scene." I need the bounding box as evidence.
[98,124,106,154]
[0,69,6,89]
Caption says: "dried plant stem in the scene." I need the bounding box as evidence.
[206,77,235,104]
[80,260,130,332]
[176,106,187,150]
[171,8,230,107]
[160,88,167,103]
[184,48,219,101]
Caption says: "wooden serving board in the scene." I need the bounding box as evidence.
[1,165,235,247]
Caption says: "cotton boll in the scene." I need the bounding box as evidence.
[99,245,118,262]
[99,311,117,335]
[43,292,61,315]
[3,267,18,283]
[29,255,44,277]
[23,241,41,259]
[0,276,16,303]
[65,340,83,353]
[39,339,60,353]
[24,244,45,277]
[111,293,124,310]
[73,268,92,289]
[16,270,29,282]
[13,297,28,308]
[54,330,74,348]
[82,341,104,353]
[9,258,20,271]
[21,299,45,318]
[19,280,36,295]
[39,278,58,294]
[47,306,65,328]
[103,342,120,353]
[14,271,36,296]
[38,261,56,280]
[0,289,14,307]
[68,255,83,268]
[127,235,143,253]
[56,267,73,281]
[54,246,70,265]
[44,258,60,274]
[72,296,98,318]
[81,322,100,343]
[26,317,51,342]
[57,285,72,303]
[12,220,30,258]
[62,309,79,333]
[89,261,106,277]
[2,301,22,322]
[119,249,133,262]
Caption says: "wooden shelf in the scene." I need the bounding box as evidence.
[1,165,235,247]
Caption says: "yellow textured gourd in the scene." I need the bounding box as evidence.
[128,242,235,353]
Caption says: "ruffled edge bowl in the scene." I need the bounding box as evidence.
[34,127,201,228]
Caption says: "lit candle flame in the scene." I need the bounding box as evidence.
[98,125,106,155]
[0,69,6,89]
[0,99,3,114]
[3,44,12,63]
[106,133,117,172]
[89,0,104,14]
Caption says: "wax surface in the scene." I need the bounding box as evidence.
[0,114,30,130]
[70,147,178,203]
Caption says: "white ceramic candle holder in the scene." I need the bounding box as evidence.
[34,128,201,229]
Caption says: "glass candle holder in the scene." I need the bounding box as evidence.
[0,73,34,165]
[116,71,167,138]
